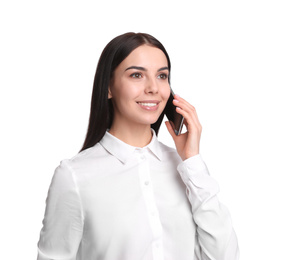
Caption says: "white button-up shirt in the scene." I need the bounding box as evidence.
[37,130,239,260]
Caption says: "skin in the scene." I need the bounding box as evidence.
[109,44,202,160]
[165,95,202,160]
[108,45,170,146]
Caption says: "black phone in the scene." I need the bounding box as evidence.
[164,91,184,135]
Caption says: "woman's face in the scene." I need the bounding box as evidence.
[109,45,170,130]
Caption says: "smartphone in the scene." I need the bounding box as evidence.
[164,91,184,135]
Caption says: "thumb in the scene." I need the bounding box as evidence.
[165,121,177,140]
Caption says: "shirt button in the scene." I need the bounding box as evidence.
[144,181,149,186]
[140,155,145,160]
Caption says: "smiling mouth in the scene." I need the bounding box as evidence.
[136,101,160,111]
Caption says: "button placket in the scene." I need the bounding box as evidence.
[136,151,150,188]
[137,149,163,259]
[152,239,164,260]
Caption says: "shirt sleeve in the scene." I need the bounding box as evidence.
[37,160,84,260]
[177,155,239,260]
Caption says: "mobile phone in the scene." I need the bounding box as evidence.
[164,91,184,135]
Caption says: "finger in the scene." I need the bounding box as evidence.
[174,94,196,111]
[173,95,202,133]
[174,104,196,124]
[175,106,202,132]
[173,100,200,126]
[173,98,198,118]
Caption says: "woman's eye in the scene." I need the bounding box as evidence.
[158,73,168,80]
[131,73,142,79]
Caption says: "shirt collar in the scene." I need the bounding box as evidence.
[99,129,163,164]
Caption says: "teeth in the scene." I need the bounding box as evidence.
[138,102,157,107]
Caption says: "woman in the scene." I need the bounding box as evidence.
[37,32,239,260]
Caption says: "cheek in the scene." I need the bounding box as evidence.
[114,79,141,100]
[162,84,171,102]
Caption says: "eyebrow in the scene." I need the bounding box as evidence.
[125,66,169,72]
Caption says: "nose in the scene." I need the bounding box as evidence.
[145,77,158,94]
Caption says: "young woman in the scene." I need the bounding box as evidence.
[37,32,239,260]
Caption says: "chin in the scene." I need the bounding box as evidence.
[140,115,162,126]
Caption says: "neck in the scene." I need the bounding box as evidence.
[109,123,153,148]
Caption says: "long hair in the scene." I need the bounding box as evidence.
[80,32,171,151]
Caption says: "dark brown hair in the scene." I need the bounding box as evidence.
[80,32,171,151]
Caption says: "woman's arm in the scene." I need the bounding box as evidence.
[166,95,239,259]
[177,155,239,260]
[37,161,84,260]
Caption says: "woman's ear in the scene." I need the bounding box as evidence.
[108,87,113,99]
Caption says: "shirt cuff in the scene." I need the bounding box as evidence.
[177,154,211,185]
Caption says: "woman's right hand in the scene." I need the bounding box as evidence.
[165,94,202,161]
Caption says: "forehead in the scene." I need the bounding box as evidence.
[120,45,168,69]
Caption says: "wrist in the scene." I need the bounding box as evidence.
[181,151,199,161]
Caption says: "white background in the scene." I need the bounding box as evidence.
[1,0,280,259]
